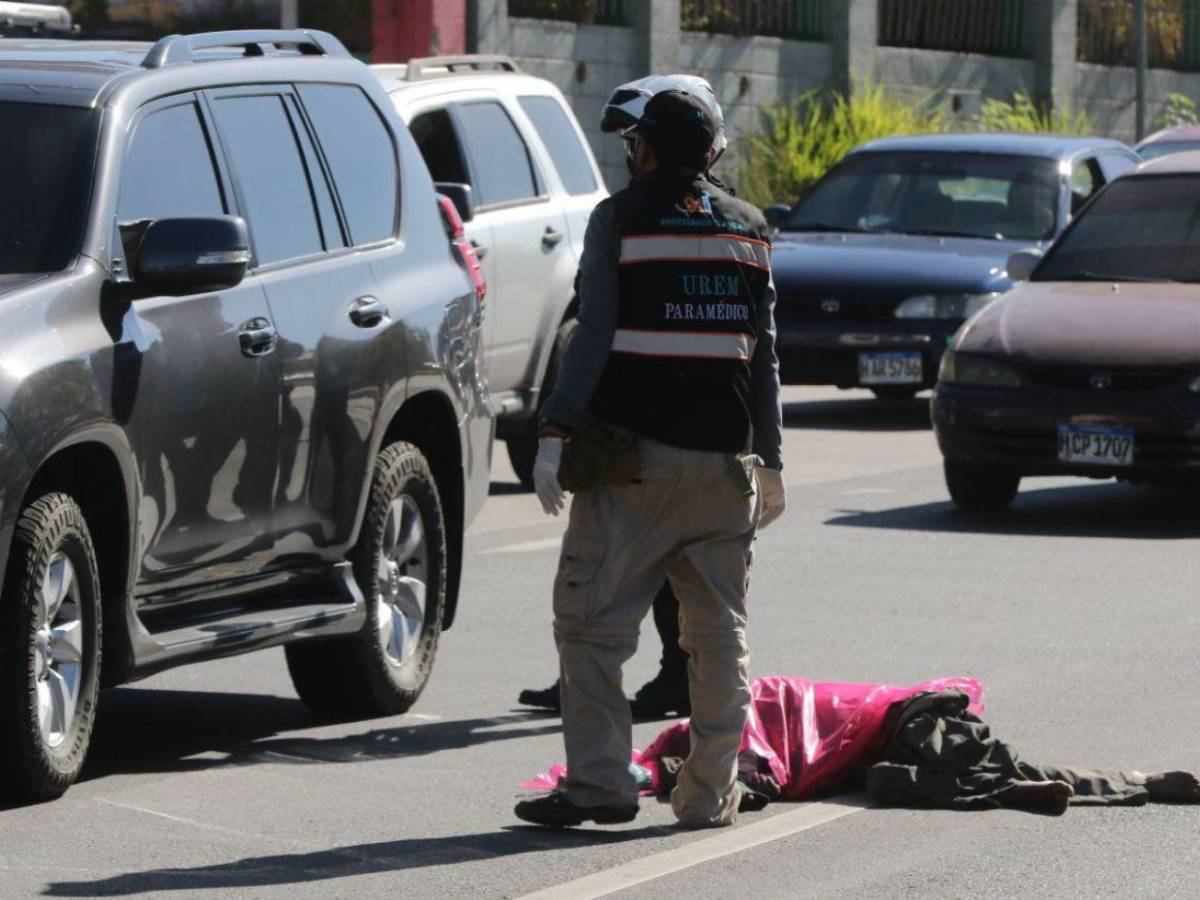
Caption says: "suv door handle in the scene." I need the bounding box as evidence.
[349,296,389,328]
[470,240,488,260]
[542,227,563,248]
[238,318,277,358]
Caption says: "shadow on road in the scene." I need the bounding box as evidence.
[827,481,1200,540]
[82,688,560,780]
[783,394,931,433]
[42,825,666,896]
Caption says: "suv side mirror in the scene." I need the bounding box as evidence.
[1006,247,1044,282]
[134,216,251,295]
[435,182,475,224]
[763,204,791,230]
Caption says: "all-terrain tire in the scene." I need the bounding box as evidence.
[0,492,102,804]
[507,317,578,489]
[944,461,1020,513]
[286,442,446,718]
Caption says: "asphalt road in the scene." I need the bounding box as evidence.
[4,385,1200,898]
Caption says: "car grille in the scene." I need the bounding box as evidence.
[778,293,902,323]
[1021,366,1188,391]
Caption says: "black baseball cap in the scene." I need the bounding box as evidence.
[636,89,716,168]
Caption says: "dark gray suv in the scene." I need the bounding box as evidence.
[0,30,492,802]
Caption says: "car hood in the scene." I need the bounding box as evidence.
[0,274,47,298]
[958,281,1200,366]
[770,232,1032,295]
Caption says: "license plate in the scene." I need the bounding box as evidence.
[1057,424,1134,466]
[858,352,922,385]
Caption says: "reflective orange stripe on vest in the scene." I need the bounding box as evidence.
[619,234,771,270]
[612,328,757,360]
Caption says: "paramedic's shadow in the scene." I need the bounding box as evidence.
[826,481,1200,539]
[783,394,931,432]
[43,827,664,896]
[81,687,561,781]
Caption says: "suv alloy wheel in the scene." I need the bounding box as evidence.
[286,442,446,716]
[0,493,102,802]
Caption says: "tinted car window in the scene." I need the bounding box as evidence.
[410,108,469,184]
[456,101,539,206]
[786,151,1060,241]
[213,94,323,265]
[299,85,397,245]
[1138,140,1200,160]
[518,95,596,195]
[119,102,225,224]
[0,102,98,274]
[1035,175,1200,283]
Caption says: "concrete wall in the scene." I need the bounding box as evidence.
[507,20,641,189]
[873,45,1037,123]
[1077,63,1200,142]
[471,0,1200,189]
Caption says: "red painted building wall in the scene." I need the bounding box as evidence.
[372,0,466,63]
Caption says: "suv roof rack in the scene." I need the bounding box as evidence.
[142,29,349,69]
[405,54,521,81]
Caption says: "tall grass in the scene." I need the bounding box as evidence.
[737,85,1098,208]
[736,83,946,208]
[971,92,1093,135]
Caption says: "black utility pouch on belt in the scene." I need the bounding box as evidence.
[558,416,641,491]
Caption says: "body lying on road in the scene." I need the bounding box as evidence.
[526,676,1200,817]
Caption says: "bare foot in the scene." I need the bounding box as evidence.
[1143,771,1200,803]
[1002,780,1074,815]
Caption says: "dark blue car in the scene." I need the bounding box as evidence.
[767,134,1139,398]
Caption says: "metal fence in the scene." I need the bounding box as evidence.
[1077,0,1200,70]
[508,0,629,26]
[680,0,826,40]
[878,0,1025,57]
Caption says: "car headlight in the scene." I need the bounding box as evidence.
[938,350,1021,387]
[895,292,1003,320]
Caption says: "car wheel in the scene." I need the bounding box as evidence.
[0,492,102,803]
[871,387,920,401]
[944,461,1020,513]
[507,317,578,489]
[286,441,446,717]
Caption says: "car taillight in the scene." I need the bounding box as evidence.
[437,194,486,304]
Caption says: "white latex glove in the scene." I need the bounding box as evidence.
[533,436,566,516]
[756,467,786,530]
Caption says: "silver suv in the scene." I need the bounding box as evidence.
[374,56,608,484]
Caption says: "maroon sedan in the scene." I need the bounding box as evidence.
[932,151,1200,511]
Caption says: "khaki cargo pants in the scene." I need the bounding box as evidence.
[553,437,760,827]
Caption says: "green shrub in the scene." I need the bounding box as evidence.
[969,91,1093,135]
[1152,92,1199,130]
[735,82,945,208]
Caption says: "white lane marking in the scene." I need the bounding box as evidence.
[94,798,266,840]
[516,795,869,900]
[481,537,563,555]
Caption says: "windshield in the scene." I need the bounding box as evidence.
[1035,175,1200,283]
[0,102,99,275]
[784,151,1060,242]
[1138,140,1200,161]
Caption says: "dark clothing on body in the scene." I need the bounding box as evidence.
[867,691,1150,809]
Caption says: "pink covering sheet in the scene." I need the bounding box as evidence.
[523,676,984,800]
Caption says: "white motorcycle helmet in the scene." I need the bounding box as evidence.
[601,73,728,167]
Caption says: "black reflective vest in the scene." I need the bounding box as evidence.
[588,172,772,454]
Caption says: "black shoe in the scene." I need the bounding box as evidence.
[514,791,638,827]
[629,670,690,719]
[518,680,561,711]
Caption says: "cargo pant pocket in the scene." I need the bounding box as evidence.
[553,534,607,623]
